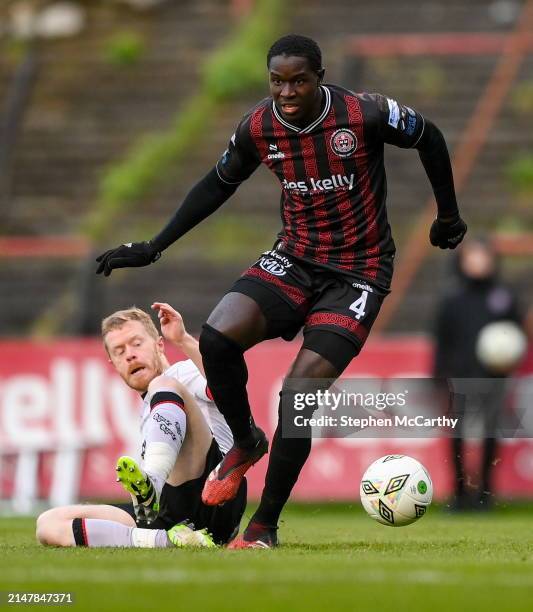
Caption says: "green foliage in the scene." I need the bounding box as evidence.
[179,214,277,263]
[86,0,284,243]
[495,217,525,233]
[505,154,533,194]
[1,38,30,65]
[366,57,401,81]
[510,81,533,116]
[203,0,284,101]
[82,95,214,240]
[34,0,285,337]
[104,31,145,66]
[414,61,446,101]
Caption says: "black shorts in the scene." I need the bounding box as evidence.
[230,248,385,371]
[115,439,246,545]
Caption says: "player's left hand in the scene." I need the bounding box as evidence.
[95,241,161,276]
[152,302,186,345]
[429,215,467,249]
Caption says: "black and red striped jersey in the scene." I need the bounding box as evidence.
[216,83,426,293]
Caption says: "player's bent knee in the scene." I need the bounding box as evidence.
[35,507,59,539]
[148,375,186,396]
[36,511,72,547]
[199,325,250,390]
[199,324,243,361]
[35,512,48,544]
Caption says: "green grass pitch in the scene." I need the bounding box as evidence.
[1,503,532,612]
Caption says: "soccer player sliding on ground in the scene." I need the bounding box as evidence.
[96,35,467,548]
[36,303,246,548]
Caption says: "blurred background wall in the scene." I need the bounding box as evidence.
[0,0,532,511]
[0,0,531,335]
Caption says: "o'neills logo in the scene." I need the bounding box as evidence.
[282,173,355,193]
[330,128,357,157]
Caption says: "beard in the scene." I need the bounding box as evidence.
[125,351,167,392]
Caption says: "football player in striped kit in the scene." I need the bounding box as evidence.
[96,34,467,548]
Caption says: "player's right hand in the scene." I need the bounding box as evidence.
[95,241,161,276]
[152,302,186,345]
[429,216,467,249]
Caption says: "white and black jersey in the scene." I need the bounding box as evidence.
[139,359,233,458]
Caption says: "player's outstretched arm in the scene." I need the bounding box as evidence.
[415,119,467,249]
[151,302,206,376]
[95,167,239,276]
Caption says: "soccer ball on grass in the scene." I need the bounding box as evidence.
[360,455,433,526]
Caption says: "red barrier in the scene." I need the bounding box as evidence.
[1,338,532,509]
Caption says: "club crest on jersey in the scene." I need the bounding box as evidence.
[330,128,357,157]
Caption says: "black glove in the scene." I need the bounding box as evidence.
[429,216,467,249]
[95,241,161,276]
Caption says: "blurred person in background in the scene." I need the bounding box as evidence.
[36,303,245,548]
[433,237,524,511]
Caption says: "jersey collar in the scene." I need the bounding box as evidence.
[272,85,331,134]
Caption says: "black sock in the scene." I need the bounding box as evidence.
[452,437,465,498]
[252,389,312,527]
[72,518,87,546]
[252,426,311,527]
[481,437,497,495]
[244,520,278,536]
[199,324,254,444]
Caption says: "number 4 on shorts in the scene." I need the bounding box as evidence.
[349,290,368,320]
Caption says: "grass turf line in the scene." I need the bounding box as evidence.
[0,503,531,612]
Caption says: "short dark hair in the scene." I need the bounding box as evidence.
[267,34,322,74]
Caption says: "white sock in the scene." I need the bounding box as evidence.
[74,518,170,548]
[130,527,171,548]
[144,393,188,496]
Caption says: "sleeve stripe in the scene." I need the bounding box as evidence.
[205,385,214,401]
[411,115,426,148]
[150,400,185,413]
[81,518,89,546]
[215,162,243,185]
